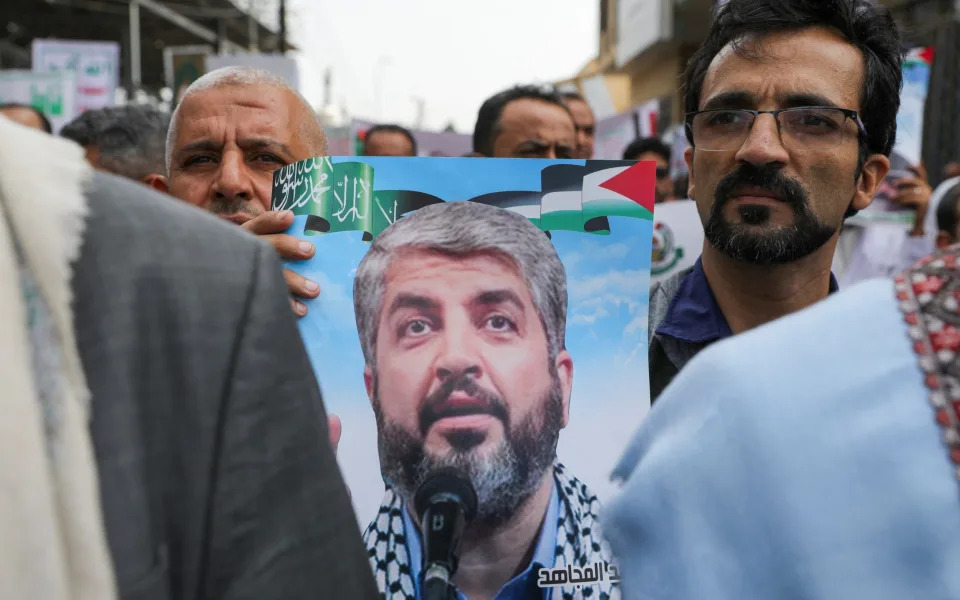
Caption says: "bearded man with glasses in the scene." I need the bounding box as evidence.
[647,0,903,401]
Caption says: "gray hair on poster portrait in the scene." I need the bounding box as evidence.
[353,201,568,367]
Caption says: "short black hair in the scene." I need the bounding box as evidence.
[936,182,960,238]
[560,91,586,103]
[364,123,417,155]
[0,103,52,133]
[473,85,572,156]
[623,137,671,162]
[683,0,904,158]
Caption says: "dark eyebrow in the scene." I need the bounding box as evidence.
[387,293,439,317]
[473,289,525,312]
[239,138,294,158]
[177,139,221,157]
[701,91,754,111]
[515,139,550,152]
[778,93,840,109]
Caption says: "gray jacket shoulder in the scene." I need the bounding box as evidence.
[78,171,266,283]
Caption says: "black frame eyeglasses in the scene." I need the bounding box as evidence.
[685,106,868,152]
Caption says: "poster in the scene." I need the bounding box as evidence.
[651,200,703,286]
[163,45,211,105]
[273,157,654,599]
[892,46,933,168]
[32,39,119,114]
[593,110,636,160]
[592,100,658,160]
[0,70,76,133]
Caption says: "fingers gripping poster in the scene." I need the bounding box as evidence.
[273,157,654,600]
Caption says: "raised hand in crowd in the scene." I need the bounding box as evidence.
[892,163,933,236]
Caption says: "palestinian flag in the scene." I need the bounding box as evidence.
[582,161,656,233]
[469,191,543,228]
[539,164,586,233]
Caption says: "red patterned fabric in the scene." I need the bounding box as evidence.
[895,247,960,483]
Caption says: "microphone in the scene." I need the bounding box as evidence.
[414,468,478,600]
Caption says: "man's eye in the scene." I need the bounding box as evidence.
[485,315,516,332]
[402,319,433,337]
[183,155,215,166]
[252,153,284,164]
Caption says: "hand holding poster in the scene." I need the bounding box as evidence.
[273,157,654,599]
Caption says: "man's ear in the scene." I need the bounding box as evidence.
[554,350,574,429]
[684,146,695,199]
[364,365,375,403]
[149,174,170,195]
[852,153,890,212]
[142,173,165,189]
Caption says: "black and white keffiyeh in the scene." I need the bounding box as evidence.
[363,462,620,600]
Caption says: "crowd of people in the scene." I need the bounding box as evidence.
[2,0,959,598]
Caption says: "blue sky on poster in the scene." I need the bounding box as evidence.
[282,158,652,526]
[286,0,598,132]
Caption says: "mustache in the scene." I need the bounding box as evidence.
[208,199,263,217]
[418,374,509,437]
[713,163,809,211]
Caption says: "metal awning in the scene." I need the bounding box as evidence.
[0,0,294,92]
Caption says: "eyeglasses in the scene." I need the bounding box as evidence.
[685,106,867,152]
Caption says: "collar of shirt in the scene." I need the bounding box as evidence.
[656,257,840,344]
[401,479,559,600]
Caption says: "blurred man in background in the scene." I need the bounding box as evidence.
[473,85,576,159]
[153,66,323,318]
[623,137,677,203]
[363,123,417,156]
[61,104,169,186]
[561,91,595,159]
[0,103,52,133]
[935,181,960,248]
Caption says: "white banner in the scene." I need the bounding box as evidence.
[594,110,637,160]
[0,70,77,133]
[32,39,119,114]
[651,199,703,285]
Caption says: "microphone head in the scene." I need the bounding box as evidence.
[414,467,478,523]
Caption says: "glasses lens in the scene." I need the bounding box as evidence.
[690,110,753,151]
[656,167,670,179]
[779,108,847,149]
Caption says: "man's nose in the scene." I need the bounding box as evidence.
[734,113,790,168]
[210,152,254,202]
[434,321,482,382]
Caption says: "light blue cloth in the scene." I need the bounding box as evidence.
[606,278,960,600]
[401,481,559,600]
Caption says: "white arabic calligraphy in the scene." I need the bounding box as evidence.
[333,174,367,223]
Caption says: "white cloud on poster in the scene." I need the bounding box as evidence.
[569,305,609,325]
[570,268,651,301]
[567,269,651,343]
[562,241,632,272]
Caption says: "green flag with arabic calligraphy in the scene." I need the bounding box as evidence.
[271,158,443,240]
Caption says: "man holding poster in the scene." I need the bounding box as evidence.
[354,202,616,600]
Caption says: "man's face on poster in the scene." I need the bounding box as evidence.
[365,247,573,529]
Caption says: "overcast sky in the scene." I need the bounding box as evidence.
[286,0,599,133]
